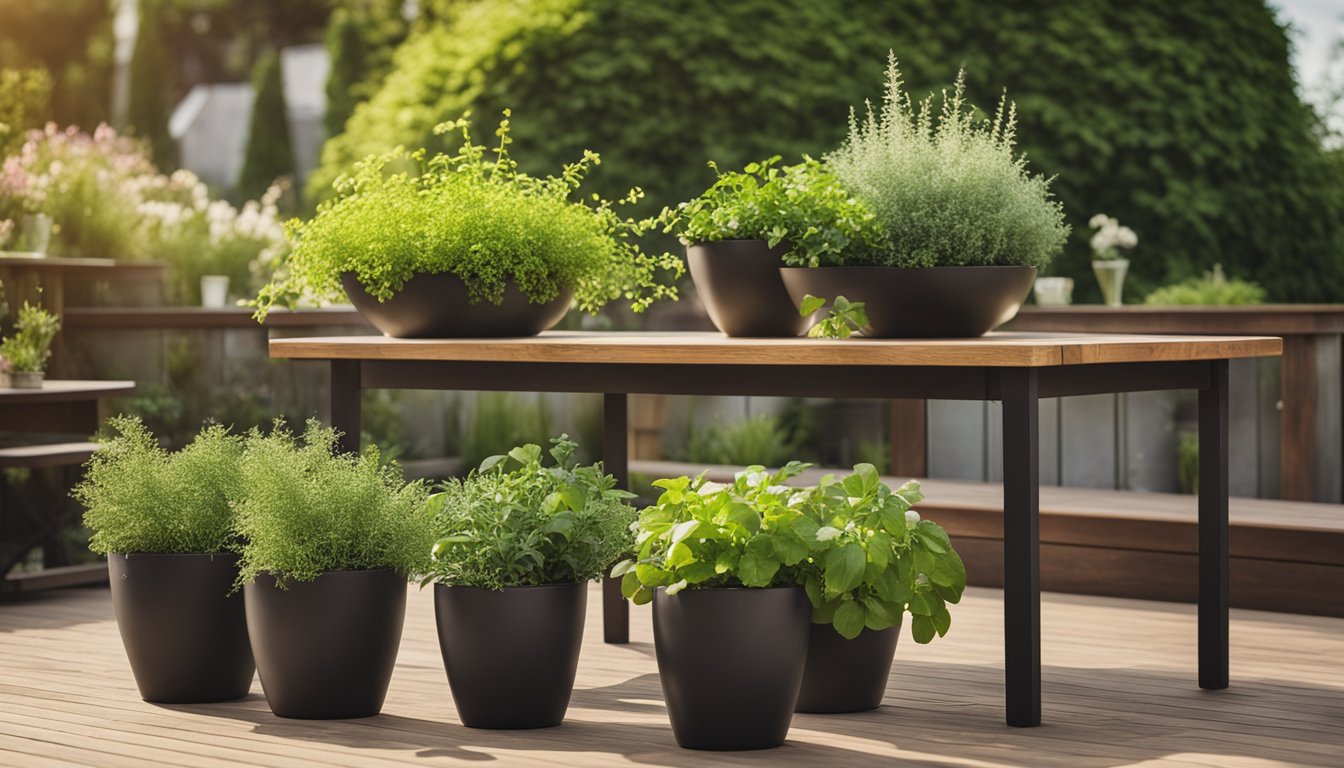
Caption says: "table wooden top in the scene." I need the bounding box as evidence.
[269,331,1282,368]
[1011,304,1344,335]
[0,379,135,403]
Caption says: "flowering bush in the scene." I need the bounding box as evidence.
[1088,213,1138,260]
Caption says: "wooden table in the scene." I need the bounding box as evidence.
[269,331,1282,727]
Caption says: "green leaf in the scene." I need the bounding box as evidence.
[880,503,907,536]
[804,576,825,608]
[665,541,695,568]
[911,614,936,644]
[669,519,700,546]
[714,548,739,574]
[609,559,635,578]
[867,531,892,570]
[635,563,675,587]
[790,515,820,542]
[772,531,810,566]
[478,454,507,473]
[678,560,718,584]
[833,599,866,639]
[665,579,688,596]
[824,541,867,594]
[816,525,842,541]
[738,535,781,586]
[620,570,641,598]
[630,586,654,606]
[932,602,952,637]
[541,510,575,540]
[862,597,902,631]
[800,294,827,316]
[723,502,760,534]
[507,444,541,466]
[852,463,879,494]
[916,520,953,553]
[812,597,840,624]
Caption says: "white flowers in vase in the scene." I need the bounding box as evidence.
[1088,214,1137,260]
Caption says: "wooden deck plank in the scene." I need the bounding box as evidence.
[2,585,1341,767]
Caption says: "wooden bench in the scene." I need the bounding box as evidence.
[0,442,106,592]
[630,460,1344,618]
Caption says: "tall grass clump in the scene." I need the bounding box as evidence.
[823,54,1068,269]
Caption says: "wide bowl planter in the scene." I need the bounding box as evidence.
[686,240,808,337]
[109,553,254,703]
[434,582,586,729]
[653,586,809,750]
[795,624,899,713]
[244,568,406,719]
[779,265,1037,338]
[341,272,572,338]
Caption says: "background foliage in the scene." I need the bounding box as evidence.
[318,0,1344,301]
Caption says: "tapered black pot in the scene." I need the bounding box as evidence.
[341,272,572,338]
[779,265,1036,338]
[652,586,810,750]
[244,569,406,719]
[434,582,586,728]
[108,553,254,703]
[796,624,899,713]
[687,240,809,337]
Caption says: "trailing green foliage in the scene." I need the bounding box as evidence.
[798,469,964,641]
[421,435,636,589]
[827,56,1068,269]
[233,420,435,588]
[77,417,243,555]
[237,50,296,200]
[665,156,881,267]
[684,413,800,469]
[800,294,868,339]
[0,301,60,373]
[317,0,1343,300]
[256,112,682,320]
[1144,265,1265,306]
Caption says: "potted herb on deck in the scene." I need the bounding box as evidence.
[614,463,815,750]
[667,157,880,337]
[253,112,683,337]
[422,436,635,729]
[0,301,60,388]
[234,421,435,719]
[794,468,965,713]
[780,54,1069,337]
[75,418,254,703]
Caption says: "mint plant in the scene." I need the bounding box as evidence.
[422,435,636,589]
[613,462,817,603]
[254,110,683,321]
[800,294,868,339]
[664,156,883,268]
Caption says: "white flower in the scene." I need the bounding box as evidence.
[766,484,792,496]
[727,219,739,230]
[734,469,767,488]
[696,481,727,496]
[1088,213,1111,229]
[788,490,810,507]
[905,509,921,528]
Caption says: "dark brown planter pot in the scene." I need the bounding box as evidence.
[652,586,809,750]
[244,569,406,719]
[109,553,254,703]
[341,272,572,338]
[687,241,809,337]
[434,582,586,729]
[779,265,1036,338]
[796,624,899,713]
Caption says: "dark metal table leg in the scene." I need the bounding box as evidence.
[1001,368,1041,727]
[602,392,630,644]
[331,361,362,455]
[1199,360,1230,689]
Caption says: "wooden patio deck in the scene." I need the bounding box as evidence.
[1,583,1340,767]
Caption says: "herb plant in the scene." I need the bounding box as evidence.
[0,300,60,373]
[253,111,683,321]
[799,294,868,339]
[666,156,883,267]
[798,467,964,641]
[825,54,1068,269]
[1145,264,1265,306]
[77,417,244,555]
[233,420,435,588]
[421,435,636,589]
[613,462,817,603]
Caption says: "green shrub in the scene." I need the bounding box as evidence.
[237,49,296,201]
[127,0,177,170]
[256,112,682,320]
[825,56,1068,269]
[317,0,1342,300]
[684,413,800,468]
[324,2,411,138]
[422,436,636,588]
[0,68,51,156]
[666,156,882,267]
[233,420,435,587]
[0,301,60,373]
[77,417,243,555]
[1144,264,1266,306]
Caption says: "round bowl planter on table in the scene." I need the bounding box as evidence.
[244,568,406,719]
[795,624,899,714]
[779,265,1037,338]
[109,552,254,703]
[686,240,809,337]
[652,585,810,750]
[340,272,572,338]
[434,582,587,729]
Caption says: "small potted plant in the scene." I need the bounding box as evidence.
[793,467,965,713]
[234,421,436,719]
[422,435,635,729]
[253,111,683,337]
[0,301,60,388]
[781,54,1069,337]
[666,157,880,337]
[1089,213,1138,306]
[74,417,254,703]
[614,463,815,750]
